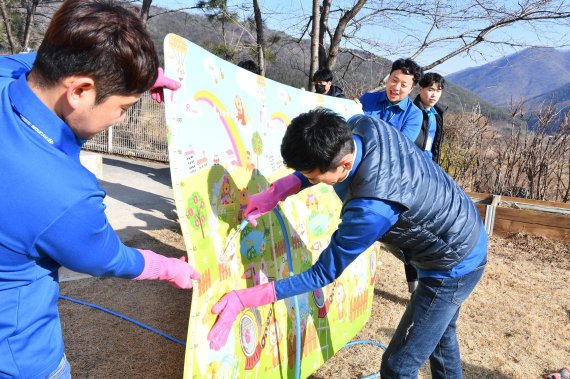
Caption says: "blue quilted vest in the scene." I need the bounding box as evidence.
[343,115,482,270]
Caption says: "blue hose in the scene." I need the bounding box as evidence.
[342,339,387,378]
[60,295,387,378]
[344,339,387,350]
[59,295,186,346]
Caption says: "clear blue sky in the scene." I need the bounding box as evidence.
[151,0,570,75]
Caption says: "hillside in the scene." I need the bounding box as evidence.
[523,81,570,131]
[146,10,391,94]
[526,81,570,109]
[146,8,509,121]
[439,81,511,122]
[447,47,570,107]
[0,2,510,122]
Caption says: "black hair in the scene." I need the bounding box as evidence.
[312,68,333,83]
[390,58,423,85]
[33,0,158,104]
[237,59,260,75]
[281,108,354,173]
[419,72,445,90]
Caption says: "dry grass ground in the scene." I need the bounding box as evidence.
[59,228,569,378]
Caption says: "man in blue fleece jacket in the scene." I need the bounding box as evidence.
[0,1,199,377]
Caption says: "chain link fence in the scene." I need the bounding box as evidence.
[84,92,169,162]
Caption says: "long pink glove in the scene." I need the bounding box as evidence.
[244,174,301,226]
[208,282,276,350]
[134,249,200,289]
[149,67,181,103]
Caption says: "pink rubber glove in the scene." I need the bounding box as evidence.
[134,249,200,289]
[208,282,276,350]
[244,174,301,226]
[149,67,181,103]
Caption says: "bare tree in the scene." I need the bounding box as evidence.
[319,0,367,71]
[252,0,265,75]
[308,0,320,90]
[416,1,570,71]
[139,0,151,26]
[317,0,332,69]
[138,0,201,26]
[265,0,570,92]
[374,0,570,88]
[441,99,570,202]
[20,0,43,50]
[439,105,490,190]
[520,105,570,200]
[555,131,570,202]
[0,0,53,53]
[297,0,367,89]
[0,0,17,52]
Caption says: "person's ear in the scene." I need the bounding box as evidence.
[340,154,354,172]
[65,77,96,110]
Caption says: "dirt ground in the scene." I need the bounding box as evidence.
[59,228,570,378]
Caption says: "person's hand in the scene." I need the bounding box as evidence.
[207,291,244,350]
[134,249,200,289]
[149,67,181,104]
[208,282,276,350]
[244,174,301,226]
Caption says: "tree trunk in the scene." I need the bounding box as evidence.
[318,0,332,69]
[140,0,152,26]
[252,0,265,76]
[0,0,17,53]
[308,0,320,90]
[22,0,39,51]
[326,0,367,70]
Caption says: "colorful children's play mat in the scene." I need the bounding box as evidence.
[163,33,380,379]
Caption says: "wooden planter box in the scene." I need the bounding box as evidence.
[467,192,570,242]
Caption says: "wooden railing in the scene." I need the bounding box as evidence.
[468,192,570,242]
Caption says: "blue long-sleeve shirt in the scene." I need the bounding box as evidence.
[274,134,487,300]
[0,53,144,378]
[359,90,422,142]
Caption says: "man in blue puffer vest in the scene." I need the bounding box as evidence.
[208,107,487,378]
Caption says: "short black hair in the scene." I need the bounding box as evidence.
[237,59,260,75]
[312,68,333,83]
[32,0,158,104]
[281,108,354,173]
[391,58,423,85]
[419,72,445,90]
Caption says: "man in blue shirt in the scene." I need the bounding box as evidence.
[359,58,423,142]
[0,2,199,377]
[360,58,425,293]
[413,72,447,164]
[208,108,487,379]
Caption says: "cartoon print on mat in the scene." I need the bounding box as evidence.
[165,34,187,103]
[235,95,249,127]
[164,34,379,378]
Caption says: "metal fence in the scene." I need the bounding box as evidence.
[84,92,169,162]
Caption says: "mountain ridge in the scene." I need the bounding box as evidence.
[447,47,570,109]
